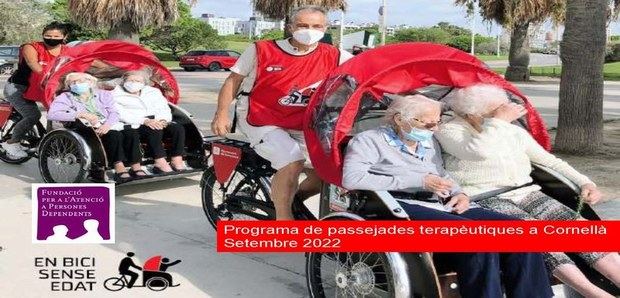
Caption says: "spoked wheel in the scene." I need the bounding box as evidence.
[0,117,43,164]
[39,131,89,183]
[201,166,274,229]
[103,276,126,291]
[307,251,398,298]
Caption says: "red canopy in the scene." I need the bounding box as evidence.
[143,255,162,272]
[41,40,179,108]
[303,42,550,186]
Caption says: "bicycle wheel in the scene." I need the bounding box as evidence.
[38,131,89,183]
[103,277,125,292]
[306,251,398,298]
[201,166,274,230]
[146,277,169,291]
[0,116,41,164]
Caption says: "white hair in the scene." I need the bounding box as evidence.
[384,94,442,125]
[446,84,509,116]
[122,69,151,84]
[64,72,98,89]
[289,5,328,25]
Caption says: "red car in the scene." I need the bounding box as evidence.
[179,50,241,72]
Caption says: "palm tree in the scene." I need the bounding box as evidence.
[254,0,346,19]
[68,0,192,41]
[455,0,564,81]
[555,0,609,153]
[253,0,347,37]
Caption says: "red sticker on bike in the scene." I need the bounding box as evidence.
[212,143,242,184]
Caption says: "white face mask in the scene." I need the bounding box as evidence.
[123,82,145,93]
[292,29,325,46]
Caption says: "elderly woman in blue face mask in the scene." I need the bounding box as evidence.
[47,72,143,182]
[342,94,553,298]
[113,70,186,174]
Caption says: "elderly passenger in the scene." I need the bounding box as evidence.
[113,70,186,174]
[342,94,553,298]
[47,72,143,182]
[435,84,620,298]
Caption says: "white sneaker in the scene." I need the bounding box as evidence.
[1,142,28,159]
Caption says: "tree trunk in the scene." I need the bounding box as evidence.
[556,0,607,154]
[108,20,140,43]
[505,22,530,82]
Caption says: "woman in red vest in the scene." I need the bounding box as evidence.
[2,22,68,159]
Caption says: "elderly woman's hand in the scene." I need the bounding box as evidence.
[445,193,470,214]
[581,183,603,204]
[493,103,527,123]
[95,124,111,136]
[78,112,100,126]
[423,174,454,198]
[144,118,164,130]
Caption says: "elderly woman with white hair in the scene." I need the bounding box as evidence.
[113,70,186,174]
[47,72,143,183]
[435,83,620,297]
[342,94,553,298]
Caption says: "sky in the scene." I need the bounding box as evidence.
[192,0,620,37]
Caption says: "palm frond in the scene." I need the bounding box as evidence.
[68,0,179,30]
[455,0,564,27]
[254,0,347,19]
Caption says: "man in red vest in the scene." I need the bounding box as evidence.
[212,6,352,220]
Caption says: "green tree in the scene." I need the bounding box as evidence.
[455,0,564,81]
[259,29,285,40]
[68,0,182,42]
[0,0,51,45]
[141,2,224,59]
[48,0,106,41]
[393,27,451,44]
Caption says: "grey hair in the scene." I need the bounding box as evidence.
[383,94,442,125]
[446,84,509,116]
[64,72,98,89]
[288,5,328,25]
[121,69,151,84]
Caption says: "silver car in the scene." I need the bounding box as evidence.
[0,46,19,75]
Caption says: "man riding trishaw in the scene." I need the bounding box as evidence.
[211,5,353,220]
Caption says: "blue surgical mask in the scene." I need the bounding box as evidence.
[403,127,434,142]
[70,82,91,95]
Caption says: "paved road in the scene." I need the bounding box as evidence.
[486,53,561,68]
[0,70,618,297]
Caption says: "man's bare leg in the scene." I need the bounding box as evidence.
[297,169,322,200]
[271,160,304,220]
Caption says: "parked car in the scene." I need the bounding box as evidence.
[0,46,19,75]
[179,50,240,72]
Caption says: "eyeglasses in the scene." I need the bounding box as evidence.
[409,117,441,129]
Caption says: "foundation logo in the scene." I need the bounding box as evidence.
[32,183,115,244]
[278,81,323,107]
[104,252,181,292]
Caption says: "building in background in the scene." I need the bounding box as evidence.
[200,13,239,36]
[236,11,284,38]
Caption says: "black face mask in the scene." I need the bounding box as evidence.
[43,38,64,47]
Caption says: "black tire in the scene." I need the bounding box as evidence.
[207,62,221,72]
[0,117,42,164]
[103,277,125,291]
[146,277,169,291]
[307,251,398,297]
[38,131,89,183]
[183,67,196,72]
[201,166,273,230]
[0,64,14,75]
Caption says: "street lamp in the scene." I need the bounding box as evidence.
[380,0,387,46]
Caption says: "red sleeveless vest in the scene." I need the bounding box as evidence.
[23,42,65,101]
[247,40,340,130]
